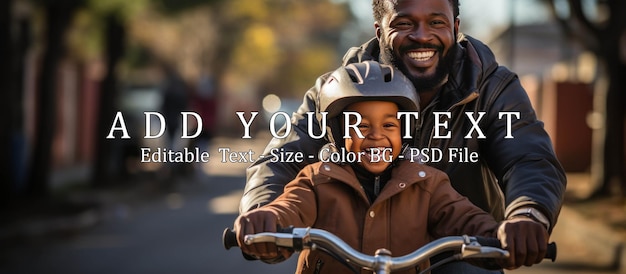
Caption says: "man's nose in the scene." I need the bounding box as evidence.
[408,24,432,43]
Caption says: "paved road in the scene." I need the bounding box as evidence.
[1,172,615,274]
[0,136,621,274]
[0,174,299,274]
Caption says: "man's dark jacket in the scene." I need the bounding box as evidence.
[240,35,566,231]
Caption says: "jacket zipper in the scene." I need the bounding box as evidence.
[374,176,380,196]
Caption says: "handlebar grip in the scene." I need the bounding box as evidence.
[222,228,260,261]
[546,242,557,262]
[475,237,557,262]
[474,236,500,248]
[223,228,238,250]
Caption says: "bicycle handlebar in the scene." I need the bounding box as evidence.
[223,227,557,272]
[473,236,557,262]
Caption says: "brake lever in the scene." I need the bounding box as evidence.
[243,227,311,251]
[462,244,510,259]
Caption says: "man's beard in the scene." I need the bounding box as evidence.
[380,41,458,91]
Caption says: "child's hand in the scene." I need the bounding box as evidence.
[234,210,287,261]
[496,217,549,269]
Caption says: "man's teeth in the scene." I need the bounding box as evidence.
[408,51,435,61]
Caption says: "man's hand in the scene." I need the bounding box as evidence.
[234,210,291,262]
[497,217,549,269]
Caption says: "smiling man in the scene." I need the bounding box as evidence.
[240,1,566,273]
[375,0,459,107]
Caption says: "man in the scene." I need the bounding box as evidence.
[240,0,566,272]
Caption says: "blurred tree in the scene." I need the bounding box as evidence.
[18,0,140,193]
[213,0,348,94]
[27,0,83,198]
[0,0,15,203]
[543,0,626,198]
[153,0,223,12]
[125,0,349,99]
[74,0,147,187]
[1,1,31,203]
[3,0,351,197]
[92,12,126,187]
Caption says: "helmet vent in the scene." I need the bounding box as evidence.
[346,69,362,84]
[381,66,393,82]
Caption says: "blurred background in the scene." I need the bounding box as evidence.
[0,0,625,273]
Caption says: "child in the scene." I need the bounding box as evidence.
[234,61,499,273]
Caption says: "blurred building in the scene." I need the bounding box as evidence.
[489,21,594,172]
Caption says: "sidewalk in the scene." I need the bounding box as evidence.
[0,134,270,246]
[541,173,625,273]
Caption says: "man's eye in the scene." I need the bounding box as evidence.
[431,20,445,26]
[393,21,413,29]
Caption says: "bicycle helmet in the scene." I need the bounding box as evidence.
[317,61,419,154]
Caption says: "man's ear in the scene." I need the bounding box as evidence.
[454,18,460,38]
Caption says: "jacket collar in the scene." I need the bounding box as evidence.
[341,34,499,109]
[316,160,433,206]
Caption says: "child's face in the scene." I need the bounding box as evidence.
[344,101,403,174]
